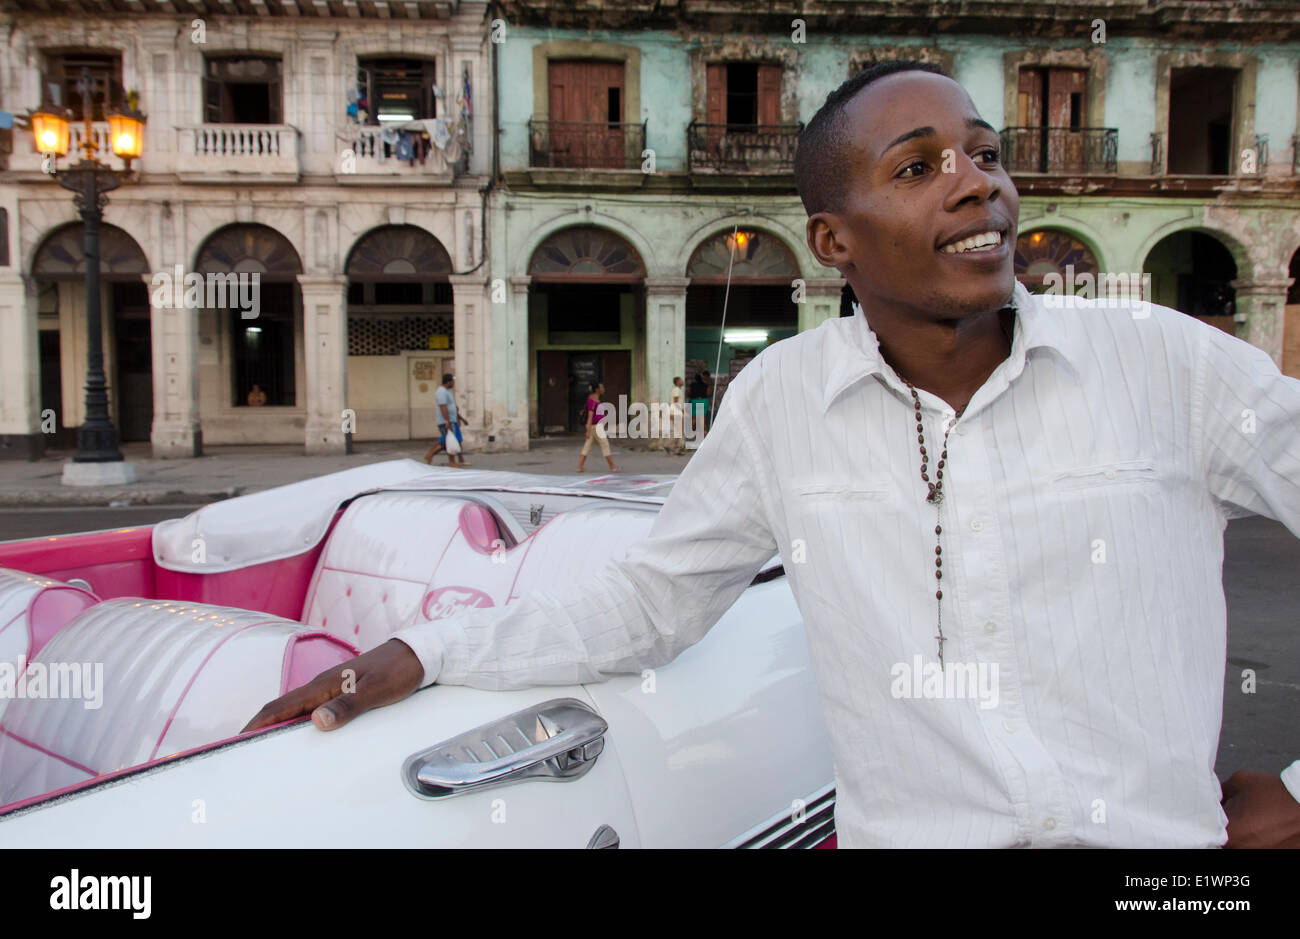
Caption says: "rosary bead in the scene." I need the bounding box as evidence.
[935,524,942,535]
[936,589,943,600]
[935,570,942,579]
[935,546,942,555]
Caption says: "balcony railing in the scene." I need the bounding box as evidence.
[176,124,300,181]
[346,124,463,177]
[69,121,111,160]
[528,119,646,170]
[687,121,802,174]
[998,126,1117,174]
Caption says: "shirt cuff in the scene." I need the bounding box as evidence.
[1281,760,1300,804]
[391,622,447,689]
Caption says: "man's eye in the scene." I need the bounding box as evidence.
[898,160,928,179]
[978,148,1001,165]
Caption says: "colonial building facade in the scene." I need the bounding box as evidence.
[0,0,491,458]
[1,0,1298,459]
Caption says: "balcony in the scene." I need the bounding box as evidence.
[999,127,1118,175]
[337,123,466,184]
[687,122,802,177]
[4,120,124,175]
[528,119,647,170]
[176,124,300,183]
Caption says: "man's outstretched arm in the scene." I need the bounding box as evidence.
[243,369,780,732]
[1196,323,1300,847]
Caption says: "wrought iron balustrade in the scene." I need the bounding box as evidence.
[998,126,1118,174]
[687,121,802,174]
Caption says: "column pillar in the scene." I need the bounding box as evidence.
[298,274,350,454]
[449,272,488,450]
[644,276,689,450]
[1231,277,1292,367]
[799,276,848,333]
[0,273,42,459]
[495,273,530,451]
[148,272,202,458]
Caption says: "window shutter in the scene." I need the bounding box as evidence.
[203,71,221,124]
[706,64,726,125]
[757,64,781,125]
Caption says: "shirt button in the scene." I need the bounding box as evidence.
[984,621,997,634]
[1104,470,1116,480]
[1044,818,1058,831]
[1002,718,1016,734]
[970,519,984,532]
[955,424,968,436]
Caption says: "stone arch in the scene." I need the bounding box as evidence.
[1135,219,1252,284]
[345,224,453,281]
[31,222,148,281]
[1013,225,1103,292]
[678,215,810,279]
[518,211,658,280]
[685,226,801,284]
[194,223,303,279]
[527,224,646,282]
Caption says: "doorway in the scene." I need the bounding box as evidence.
[112,282,153,442]
[537,349,631,434]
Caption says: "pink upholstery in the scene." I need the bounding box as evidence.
[0,599,357,808]
[0,569,99,724]
[298,493,658,648]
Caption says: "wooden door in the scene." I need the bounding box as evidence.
[757,64,781,125]
[548,60,624,168]
[705,63,726,152]
[1048,68,1087,171]
[1016,68,1044,170]
[599,351,630,425]
[538,350,569,434]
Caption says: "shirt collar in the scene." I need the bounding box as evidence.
[821,279,1083,414]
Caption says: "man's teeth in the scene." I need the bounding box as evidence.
[940,231,1003,254]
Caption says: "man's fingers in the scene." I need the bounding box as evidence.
[311,686,363,731]
[241,663,355,733]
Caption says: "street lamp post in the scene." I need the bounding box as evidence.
[32,68,146,485]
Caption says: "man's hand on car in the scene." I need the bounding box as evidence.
[241,639,425,734]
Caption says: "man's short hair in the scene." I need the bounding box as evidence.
[794,59,951,218]
[442,373,454,384]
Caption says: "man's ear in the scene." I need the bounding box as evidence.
[806,213,853,270]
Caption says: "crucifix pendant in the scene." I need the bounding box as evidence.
[935,633,947,668]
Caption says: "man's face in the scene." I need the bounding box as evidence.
[807,72,1020,322]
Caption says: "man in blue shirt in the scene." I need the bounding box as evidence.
[423,373,469,467]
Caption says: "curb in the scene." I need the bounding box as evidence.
[0,487,241,508]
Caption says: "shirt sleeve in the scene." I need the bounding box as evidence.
[390,371,780,690]
[1195,322,1300,533]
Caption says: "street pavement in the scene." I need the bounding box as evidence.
[0,435,694,507]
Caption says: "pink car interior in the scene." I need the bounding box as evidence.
[0,568,100,723]
[0,488,659,812]
[0,599,357,807]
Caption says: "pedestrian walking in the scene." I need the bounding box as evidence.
[667,376,686,455]
[687,372,709,439]
[576,382,619,473]
[423,373,470,467]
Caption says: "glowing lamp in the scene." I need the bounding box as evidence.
[30,109,70,157]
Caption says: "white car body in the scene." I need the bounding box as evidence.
[0,463,835,848]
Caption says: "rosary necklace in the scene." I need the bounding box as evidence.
[903,381,964,669]
[899,308,1015,669]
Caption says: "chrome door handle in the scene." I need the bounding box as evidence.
[402,697,608,799]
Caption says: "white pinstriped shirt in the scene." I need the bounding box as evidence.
[395,280,1300,848]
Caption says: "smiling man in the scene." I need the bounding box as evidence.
[246,60,1300,849]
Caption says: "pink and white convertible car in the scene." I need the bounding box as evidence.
[0,462,835,848]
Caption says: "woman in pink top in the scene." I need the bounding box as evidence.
[577,382,619,473]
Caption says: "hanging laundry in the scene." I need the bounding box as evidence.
[395,130,415,163]
[380,125,399,160]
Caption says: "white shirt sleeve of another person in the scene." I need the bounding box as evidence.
[391,367,779,690]
[1195,322,1300,803]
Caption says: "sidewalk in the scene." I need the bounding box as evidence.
[0,436,696,506]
